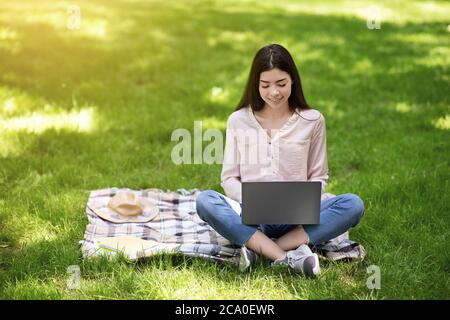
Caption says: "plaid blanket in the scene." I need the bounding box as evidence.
[80,188,365,266]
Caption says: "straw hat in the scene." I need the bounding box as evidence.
[89,191,159,223]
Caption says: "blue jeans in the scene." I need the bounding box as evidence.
[195,190,365,247]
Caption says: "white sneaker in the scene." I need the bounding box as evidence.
[272,244,321,277]
[238,246,259,271]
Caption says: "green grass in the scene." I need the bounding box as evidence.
[0,0,449,299]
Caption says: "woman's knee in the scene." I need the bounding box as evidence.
[343,193,365,225]
[195,189,220,219]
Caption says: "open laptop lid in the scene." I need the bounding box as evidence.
[242,181,321,225]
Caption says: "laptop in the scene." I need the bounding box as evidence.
[241,181,321,225]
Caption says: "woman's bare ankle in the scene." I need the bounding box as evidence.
[246,230,286,261]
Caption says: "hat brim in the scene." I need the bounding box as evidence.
[89,198,159,224]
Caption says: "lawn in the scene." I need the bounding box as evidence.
[0,0,449,299]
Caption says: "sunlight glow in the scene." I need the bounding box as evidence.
[394,103,412,114]
[18,213,58,245]
[3,98,17,114]
[209,86,229,103]
[352,58,373,74]
[22,12,108,39]
[317,100,345,119]
[0,107,97,134]
[207,30,262,48]
[264,0,450,24]
[0,26,20,53]
[0,27,17,40]
[433,115,450,130]
[82,19,107,38]
[202,116,226,130]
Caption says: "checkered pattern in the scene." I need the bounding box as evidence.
[80,187,242,265]
[80,188,365,265]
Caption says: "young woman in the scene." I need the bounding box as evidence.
[196,44,365,277]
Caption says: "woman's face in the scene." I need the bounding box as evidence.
[259,68,292,111]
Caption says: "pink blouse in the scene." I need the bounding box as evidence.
[221,106,329,203]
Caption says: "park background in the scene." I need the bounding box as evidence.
[0,0,448,299]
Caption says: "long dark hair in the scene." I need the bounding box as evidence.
[235,44,310,112]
